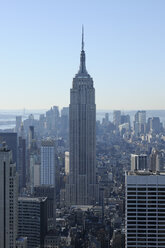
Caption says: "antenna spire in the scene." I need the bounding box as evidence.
[82,25,84,51]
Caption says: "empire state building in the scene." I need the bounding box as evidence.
[66,29,98,205]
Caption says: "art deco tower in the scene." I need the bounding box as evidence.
[66,28,98,205]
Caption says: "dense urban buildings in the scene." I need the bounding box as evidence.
[1,32,165,248]
[1,106,165,247]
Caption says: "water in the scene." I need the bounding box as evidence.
[0,109,165,130]
[0,109,46,130]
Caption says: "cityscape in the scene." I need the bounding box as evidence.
[1,1,165,248]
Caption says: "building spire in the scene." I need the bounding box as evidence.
[82,25,84,51]
[76,25,88,76]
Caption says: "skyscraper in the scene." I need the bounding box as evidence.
[113,110,121,128]
[40,139,56,228]
[0,143,18,248]
[125,170,165,248]
[0,132,17,165]
[18,197,47,248]
[40,139,55,186]
[66,28,98,205]
[134,110,146,136]
[18,126,26,192]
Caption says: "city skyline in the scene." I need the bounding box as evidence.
[1,0,165,110]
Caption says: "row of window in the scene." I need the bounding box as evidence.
[128,238,165,241]
[128,217,165,220]
[127,188,165,191]
[128,234,165,237]
[127,192,165,195]
[127,229,165,233]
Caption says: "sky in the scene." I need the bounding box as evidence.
[0,0,165,110]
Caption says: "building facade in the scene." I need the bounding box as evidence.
[66,29,98,205]
[0,132,18,165]
[0,143,18,248]
[131,154,148,171]
[18,197,47,248]
[125,171,165,248]
[16,237,27,248]
[134,111,146,136]
[41,139,55,185]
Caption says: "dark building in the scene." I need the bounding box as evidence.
[28,126,34,149]
[33,185,55,219]
[151,117,161,134]
[18,136,26,191]
[18,197,48,248]
[0,132,17,165]
[120,114,130,125]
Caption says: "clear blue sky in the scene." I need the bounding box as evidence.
[0,0,165,110]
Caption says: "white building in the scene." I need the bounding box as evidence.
[29,153,40,193]
[131,154,148,171]
[0,143,18,248]
[125,171,165,248]
[41,139,55,185]
[65,151,69,175]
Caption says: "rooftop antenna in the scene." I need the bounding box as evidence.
[82,25,84,51]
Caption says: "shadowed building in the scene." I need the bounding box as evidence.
[0,132,17,165]
[0,143,18,248]
[18,197,47,248]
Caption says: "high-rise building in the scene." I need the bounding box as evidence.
[60,107,69,139]
[125,170,165,248]
[40,139,57,228]
[0,143,18,248]
[134,111,146,136]
[34,185,54,220]
[149,148,160,172]
[28,126,34,149]
[0,132,17,165]
[18,133,26,192]
[29,154,40,193]
[150,117,161,134]
[46,106,60,135]
[18,197,47,248]
[113,110,121,128]
[15,116,22,134]
[120,114,130,126]
[66,28,98,205]
[131,154,148,171]
[40,139,55,186]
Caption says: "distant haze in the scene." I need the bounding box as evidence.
[0,109,165,130]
